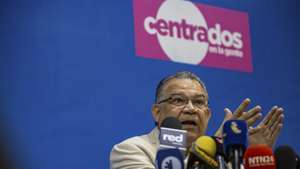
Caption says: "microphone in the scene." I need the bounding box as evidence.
[212,136,227,169]
[159,117,187,152]
[155,117,186,169]
[243,144,276,169]
[187,136,218,169]
[274,145,297,169]
[296,153,300,169]
[223,120,248,169]
[155,148,184,169]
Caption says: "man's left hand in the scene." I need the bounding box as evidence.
[248,106,284,147]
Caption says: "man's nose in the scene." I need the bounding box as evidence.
[182,100,196,114]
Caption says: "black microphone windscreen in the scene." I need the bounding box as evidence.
[275,145,297,169]
[296,153,300,169]
[161,117,182,129]
[212,136,225,157]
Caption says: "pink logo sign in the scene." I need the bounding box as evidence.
[133,0,253,72]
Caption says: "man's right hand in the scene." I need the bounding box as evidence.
[214,98,262,138]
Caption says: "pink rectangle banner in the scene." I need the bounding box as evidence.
[133,0,253,72]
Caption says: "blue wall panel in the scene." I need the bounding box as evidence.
[0,0,299,169]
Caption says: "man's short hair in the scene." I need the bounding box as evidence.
[154,71,208,103]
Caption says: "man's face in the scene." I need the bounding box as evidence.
[152,78,211,146]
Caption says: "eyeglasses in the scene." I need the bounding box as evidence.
[157,94,208,109]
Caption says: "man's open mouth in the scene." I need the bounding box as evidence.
[181,120,197,126]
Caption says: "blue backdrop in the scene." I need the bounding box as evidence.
[0,0,299,169]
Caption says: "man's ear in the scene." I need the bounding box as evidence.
[152,104,160,124]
